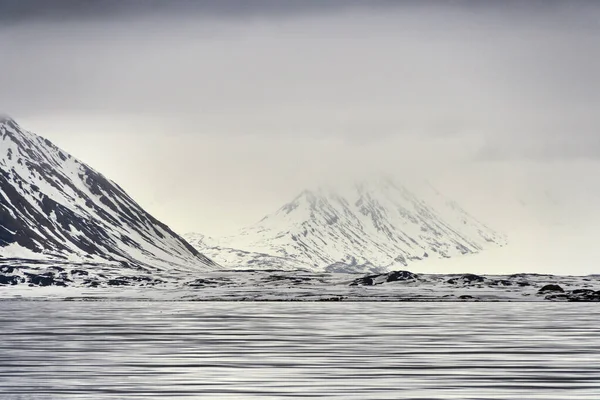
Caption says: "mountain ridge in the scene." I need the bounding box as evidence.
[186,178,506,273]
[0,117,219,272]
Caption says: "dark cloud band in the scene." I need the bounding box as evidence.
[2,0,599,25]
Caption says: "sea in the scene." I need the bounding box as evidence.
[0,301,598,399]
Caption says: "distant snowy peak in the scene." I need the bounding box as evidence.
[186,178,506,273]
[0,117,219,271]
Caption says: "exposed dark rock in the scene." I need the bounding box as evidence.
[117,275,153,283]
[57,272,72,282]
[489,279,513,286]
[318,296,344,301]
[538,284,564,294]
[565,289,600,302]
[350,276,375,286]
[386,270,419,282]
[446,274,485,285]
[188,277,233,288]
[572,288,595,295]
[0,274,23,285]
[25,272,56,286]
[0,266,15,274]
[350,270,418,286]
[545,293,569,301]
[82,279,100,287]
[107,279,131,286]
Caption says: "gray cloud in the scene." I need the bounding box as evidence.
[2,0,600,27]
[0,0,403,25]
[3,2,600,157]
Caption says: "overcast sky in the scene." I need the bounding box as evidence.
[2,1,600,273]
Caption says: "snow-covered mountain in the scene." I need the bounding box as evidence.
[0,117,218,272]
[186,178,506,273]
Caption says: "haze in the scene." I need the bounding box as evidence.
[1,0,599,274]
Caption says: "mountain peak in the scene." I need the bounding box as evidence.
[188,177,506,273]
[0,115,19,131]
[1,120,219,272]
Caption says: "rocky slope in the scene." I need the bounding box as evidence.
[0,117,219,276]
[3,266,598,302]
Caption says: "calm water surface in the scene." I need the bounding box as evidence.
[0,302,599,399]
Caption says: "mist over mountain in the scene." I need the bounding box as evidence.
[186,178,505,273]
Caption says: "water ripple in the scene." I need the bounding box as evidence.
[0,302,599,399]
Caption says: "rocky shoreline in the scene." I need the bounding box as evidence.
[1,259,599,302]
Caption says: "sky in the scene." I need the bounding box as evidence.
[1,0,600,273]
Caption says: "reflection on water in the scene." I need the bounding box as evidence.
[0,302,599,399]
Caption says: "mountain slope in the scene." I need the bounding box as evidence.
[0,117,218,272]
[186,179,506,273]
